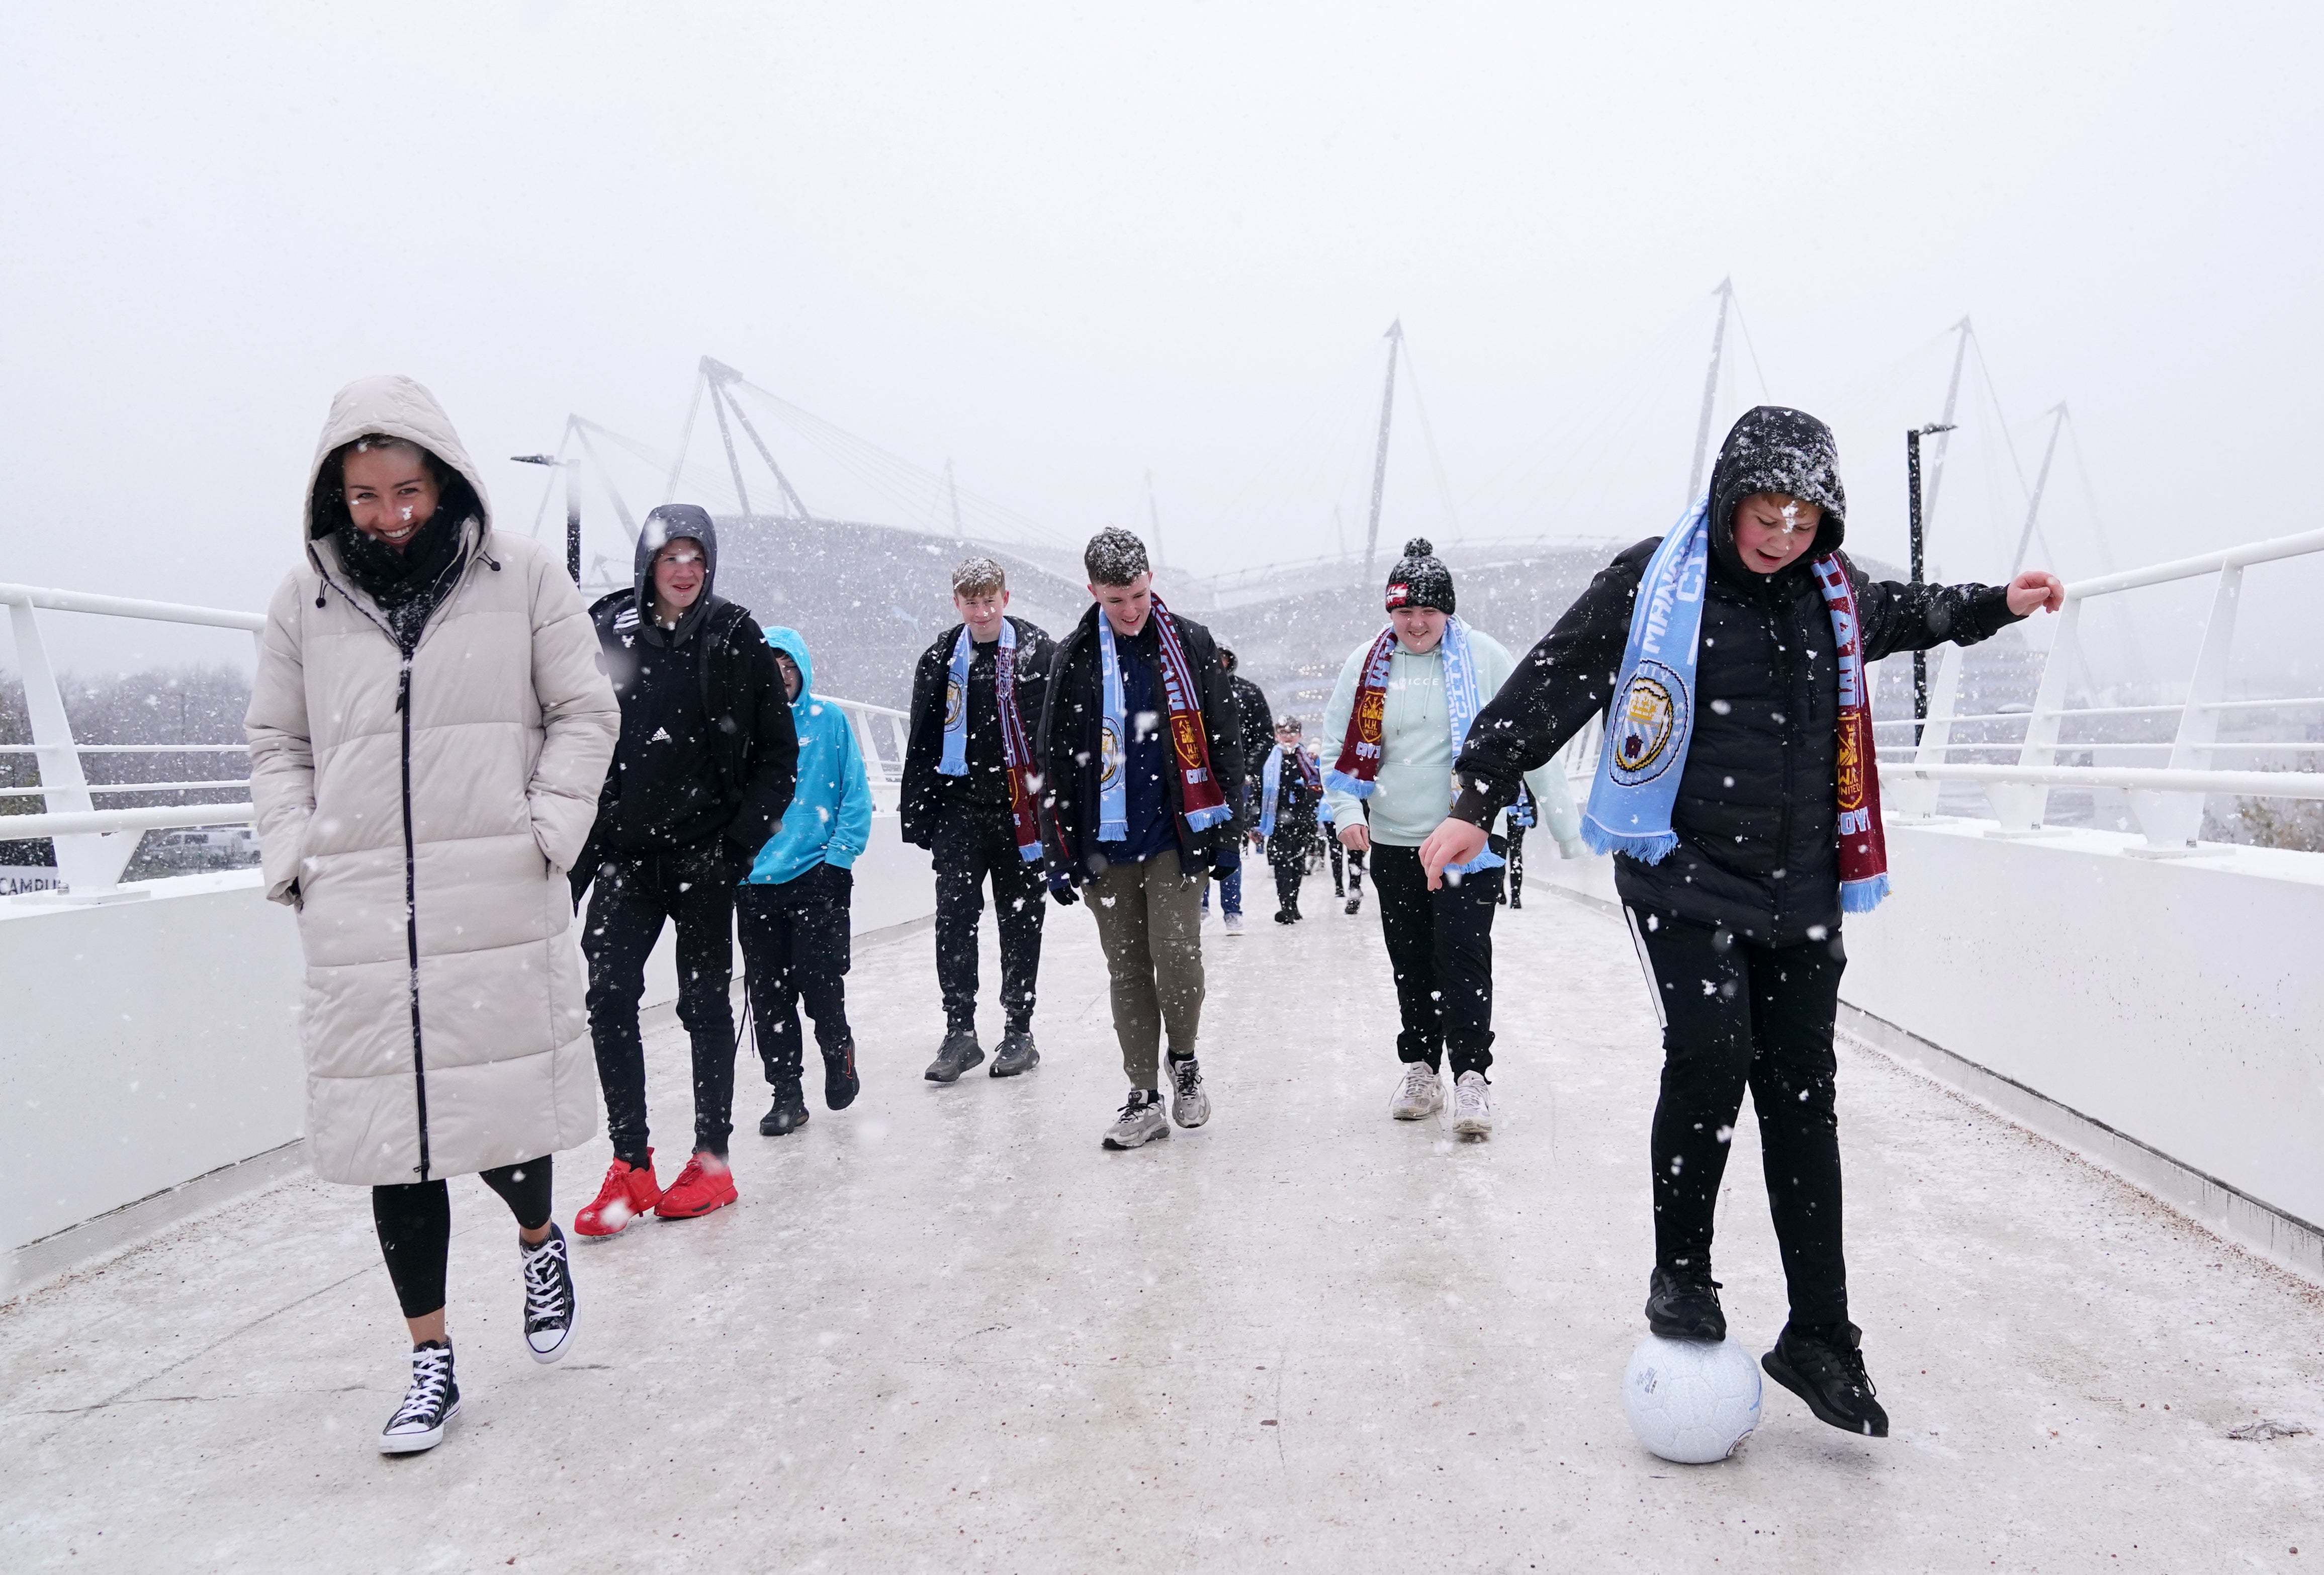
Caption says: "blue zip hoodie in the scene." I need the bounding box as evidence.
[745,627,873,886]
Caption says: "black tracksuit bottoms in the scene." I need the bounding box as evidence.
[1369,841,1503,1077]
[737,861,854,1087]
[583,843,738,1164]
[1326,837,1366,898]
[373,1158,553,1320]
[1628,903,1850,1329]
[932,801,1045,1035]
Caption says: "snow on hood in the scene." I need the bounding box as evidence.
[633,503,721,644]
[1707,405,1848,577]
[302,374,491,544]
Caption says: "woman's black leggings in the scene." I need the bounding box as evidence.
[1628,905,1850,1329]
[372,1158,554,1320]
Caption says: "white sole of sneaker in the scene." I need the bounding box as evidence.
[527,1301,577,1365]
[379,1395,461,1455]
[1452,1116,1492,1139]
[1103,1122,1171,1150]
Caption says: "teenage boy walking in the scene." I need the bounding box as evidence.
[1321,539,1581,1139]
[1258,716,1322,923]
[571,506,797,1235]
[901,556,1056,1082]
[739,627,872,1137]
[1038,529,1243,1149]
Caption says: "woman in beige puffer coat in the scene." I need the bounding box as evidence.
[246,374,619,1454]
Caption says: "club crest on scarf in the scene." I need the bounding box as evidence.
[1611,660,1688,785]
[943,677,964,730]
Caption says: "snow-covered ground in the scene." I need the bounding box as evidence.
[2,885,2318,1571]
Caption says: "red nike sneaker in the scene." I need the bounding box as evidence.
[654,1152,738,1220]
[574,1153,662,1238]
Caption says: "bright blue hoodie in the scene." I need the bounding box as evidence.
[745,627,873,886]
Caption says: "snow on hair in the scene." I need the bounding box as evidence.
[952,555,1007,596]
[1083,527,1149,586]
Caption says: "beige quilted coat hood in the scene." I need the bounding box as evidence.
[246,376,619,1186]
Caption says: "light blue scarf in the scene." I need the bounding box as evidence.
[938,620,1011,778]
[1257,744,1319,839]
[1439,617,1502,876]
[1581,495,1711,861]
[1096,616,1130,842]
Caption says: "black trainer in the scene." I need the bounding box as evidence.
[924,1029,983,1083]
[1344,896,1361,915]
[823,1041,860,1110]
[1762,1321,1889,1437]
[990,1029,1040,1078]
[378,1341,461,1454]
[1645,1266,1727,1342]
[759,1083,811,1136]
[1273,910,1293,925]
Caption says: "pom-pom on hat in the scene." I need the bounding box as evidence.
[1384,537,1455,615]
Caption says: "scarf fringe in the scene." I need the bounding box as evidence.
[1323,769,1377,798]
[1840,873,1891,913]
[1581,818,1680,864]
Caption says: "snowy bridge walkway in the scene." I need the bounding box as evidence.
[3,888,2320,1571]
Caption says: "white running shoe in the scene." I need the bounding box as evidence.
[520,1225,578,1363]
[1389,1062,1443,1121]
[1452,1071,1493,1138]
[1102,1089,1171,1149]
[1223,912,1245,935]
[379,1342,461,1454]
[1170,1056,1212,1128]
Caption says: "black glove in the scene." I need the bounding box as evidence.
[1047,875,1081,907]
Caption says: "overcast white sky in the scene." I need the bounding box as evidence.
[4,1,2319,681]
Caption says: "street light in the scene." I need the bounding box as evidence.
[512,453,580,584]
[1906,422,1956,741]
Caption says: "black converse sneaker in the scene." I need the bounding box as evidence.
[379,1341,461,1454]
[520,1226,578,1364]
[1762,1321,1890,1437]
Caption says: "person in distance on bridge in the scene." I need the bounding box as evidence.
[1037,528,1245,1149]
[248,375,619,1454]
[1321,539,1584,1140]
[737,627,872,1132]
[1198,646,1276,936]
[570,506,798,1237]
[1419,404,2067,1439]
[1258,715,1324,923]
[900,556,1056,1083]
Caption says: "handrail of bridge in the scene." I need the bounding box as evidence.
[1885,526,2324,848]
[2,581,910,897]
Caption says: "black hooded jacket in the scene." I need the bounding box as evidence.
[1037,601,1245,885]
[1449,406,2025,944]
[900,615,1057,848]
[577,505,798,884]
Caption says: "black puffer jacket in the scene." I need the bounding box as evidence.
[576,507,798,895]
[1451,406,2023,944]
[899,616,1056,847]
[1038,602,1245,886]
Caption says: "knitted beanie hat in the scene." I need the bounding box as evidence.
[1384,538,1454,615]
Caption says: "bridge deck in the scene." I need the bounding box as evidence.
[3,888,2320,1571]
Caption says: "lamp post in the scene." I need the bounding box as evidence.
[1906,422,1955,741]
[512,453,579,584]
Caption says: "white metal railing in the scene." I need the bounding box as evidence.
[1874,529,2324,849]
[0,584,264,897]
[2,582,915,897]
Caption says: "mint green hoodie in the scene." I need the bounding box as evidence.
[1319,625,1582,850]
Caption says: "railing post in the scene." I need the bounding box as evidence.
[6,599,136,892]
[1887,647,1963,817]
[2130,566,2240,849]
[1990,595,2082,832]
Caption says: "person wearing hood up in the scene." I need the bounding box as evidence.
[737,627,873,1134]
[570,505,798,1235]
[1421,405,2066,1440]
[1320,539,1585,1142]
[247,375,620,1455]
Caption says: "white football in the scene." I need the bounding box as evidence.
[1623,1334,1763,1464]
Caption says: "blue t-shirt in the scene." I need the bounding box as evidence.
[1097,630,1179,864]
